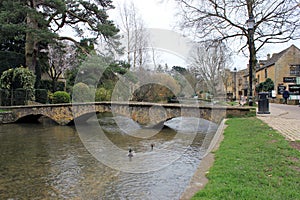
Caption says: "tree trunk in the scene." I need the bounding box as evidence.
[52,79,57,93]
[25,0,38,73]
[25,34,38,72]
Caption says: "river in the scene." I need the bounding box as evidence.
[0,113,218,200]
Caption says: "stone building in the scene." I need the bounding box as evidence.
[227,68,248,101]
[255,45,300,100]
[236,69,248,100]
[229,45,300,103]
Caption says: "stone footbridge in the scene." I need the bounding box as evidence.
[0,102,252,126]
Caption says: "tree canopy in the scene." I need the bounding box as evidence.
[0,0,120,80]
[256,78,274,92]
[176,0,300,54]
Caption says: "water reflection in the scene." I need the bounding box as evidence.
[0,114,218,199]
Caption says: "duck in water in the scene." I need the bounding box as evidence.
[151,143,154,151]
[128,147,133,157]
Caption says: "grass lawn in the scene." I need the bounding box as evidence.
[192,117,300,200]
[0,109,10,112]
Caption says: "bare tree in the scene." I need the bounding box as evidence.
[47,41,78,92]
[189,42,230,97]
[118,1,149,69]
[176,0,300,53]
[176,0,300,102]
[150,47,162,70]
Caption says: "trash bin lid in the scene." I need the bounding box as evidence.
[258,92,268,99]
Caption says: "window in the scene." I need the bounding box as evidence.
[265,69,268,78]
[290,65,300,76]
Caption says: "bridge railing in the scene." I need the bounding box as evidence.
[0,89,48,106]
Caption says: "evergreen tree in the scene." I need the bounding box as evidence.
[0,1,27,72]
[0,0,119,82]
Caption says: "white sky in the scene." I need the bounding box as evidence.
[108,0,300,71]
[110,0,178,29]
[109,0,189,68]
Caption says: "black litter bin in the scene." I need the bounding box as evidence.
[257,92,270,114]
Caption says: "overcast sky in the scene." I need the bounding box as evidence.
[109,0,177,29]
[108,0,300,70]
[108,0,191,68]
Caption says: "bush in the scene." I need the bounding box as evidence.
[47,91,53,103]
[72,82,94,102]
[13,88,30,105]
[13,67,35,89]
[95,87,111,101]
[35,89,48,104]
[0,89,10,106]
[0,67,35,91]
[52,91,70,104]
[132,83,177,103]
[0,67,36,103]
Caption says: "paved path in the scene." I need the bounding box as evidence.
[257,103,300,141]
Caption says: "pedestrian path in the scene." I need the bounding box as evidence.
[257,103,300,141]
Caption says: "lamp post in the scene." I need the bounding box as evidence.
[233,67,237,101]
[247,15,255,106]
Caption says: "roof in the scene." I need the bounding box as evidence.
[257,45,300,72]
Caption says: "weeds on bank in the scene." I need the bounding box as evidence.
[192,117,300,200]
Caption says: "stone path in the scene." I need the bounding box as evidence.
[257,103,300,141]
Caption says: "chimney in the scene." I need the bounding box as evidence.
[267,54,270,60]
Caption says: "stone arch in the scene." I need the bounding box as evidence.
[14,112,62,125]
[15,114,43,123]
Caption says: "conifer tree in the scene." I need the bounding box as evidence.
[0,0,119,81]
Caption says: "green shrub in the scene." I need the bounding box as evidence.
[0,67,36,104]
[95,87,111,101]
[0,67,35,91]
[52,91,70,104]
[13,88,30,105]
[0,89,10,106]
[13,67,35,89]
[35,89,48,104]
[72,82,94,102]
[47,91,53,104]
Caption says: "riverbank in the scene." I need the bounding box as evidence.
[180,119,226,200]
[189,117,300,199]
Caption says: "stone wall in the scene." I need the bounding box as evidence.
[0,112,15,124]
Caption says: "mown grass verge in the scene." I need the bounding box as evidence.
[192,117,300,200]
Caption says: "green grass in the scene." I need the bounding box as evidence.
[226,101,239,106]
[192,117,300,200]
